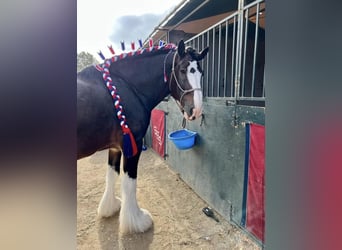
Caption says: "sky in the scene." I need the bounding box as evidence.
[77,0,184,57]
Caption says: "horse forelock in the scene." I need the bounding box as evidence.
[185,47,204,62]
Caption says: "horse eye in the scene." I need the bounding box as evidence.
[190,68,196,74]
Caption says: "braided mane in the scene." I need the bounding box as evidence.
[95,41,177,71]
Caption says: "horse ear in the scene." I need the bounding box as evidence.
[177,40,186,58]
[197,47,209,61]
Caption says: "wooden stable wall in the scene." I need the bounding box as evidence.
[146,99,265,227]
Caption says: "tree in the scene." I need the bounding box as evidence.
[77,51,99,72]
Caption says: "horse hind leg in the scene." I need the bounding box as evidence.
[119,150,153,234]
[98,148,122,217]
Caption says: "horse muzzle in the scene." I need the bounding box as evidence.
[183,106,203,121]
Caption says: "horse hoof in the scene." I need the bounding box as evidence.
[97,196,121,217]
[119,208,153,234]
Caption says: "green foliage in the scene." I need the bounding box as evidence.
[77,51,99,72]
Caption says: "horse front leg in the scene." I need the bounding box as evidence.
[119,149,153,234]
[98,148,122,217]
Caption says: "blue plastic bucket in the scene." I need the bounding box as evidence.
[168,129,197,150]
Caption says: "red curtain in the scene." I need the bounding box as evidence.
[150,109,165,157]
[243,123,265,242]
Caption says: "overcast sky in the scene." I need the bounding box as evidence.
[77,0,183,57]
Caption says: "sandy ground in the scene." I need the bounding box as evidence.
[77,149,261,250]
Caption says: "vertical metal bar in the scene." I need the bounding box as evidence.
[217,24,222,97]
[206,30,210,97]
[234,0,244,100]
[251,3,260,97]
[231,16,236,98]
[211,28,215,96]
[195,38,197,48]
[224,20,228,97]
[198,35,203,89]
[262,66,265,97]
[242,8,249,97]
[201,33,205,94]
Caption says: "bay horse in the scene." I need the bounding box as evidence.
[77,40,209,234]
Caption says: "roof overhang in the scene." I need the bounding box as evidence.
[145,0,265,45]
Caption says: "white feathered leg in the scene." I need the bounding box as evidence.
[119,172,153,234]
[98,165,121,217]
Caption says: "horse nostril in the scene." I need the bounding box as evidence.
[190,108,196,120]
[184,106,195,120]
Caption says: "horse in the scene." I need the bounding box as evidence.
[77,40,209,234]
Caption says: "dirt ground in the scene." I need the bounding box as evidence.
[77,149,261,250]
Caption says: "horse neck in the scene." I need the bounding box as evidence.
[109,51,173,111]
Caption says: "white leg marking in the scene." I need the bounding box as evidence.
[187,61,203,118]
[119,172,153,234]
[98,165,121,217]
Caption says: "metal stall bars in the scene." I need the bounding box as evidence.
[185,0,265,105]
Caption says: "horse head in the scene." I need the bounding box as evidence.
[169,40,209,121]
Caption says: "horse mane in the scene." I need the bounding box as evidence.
[95,43,177,70]
[78,43,178,81]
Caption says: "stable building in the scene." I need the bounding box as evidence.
[145,0,265,245]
